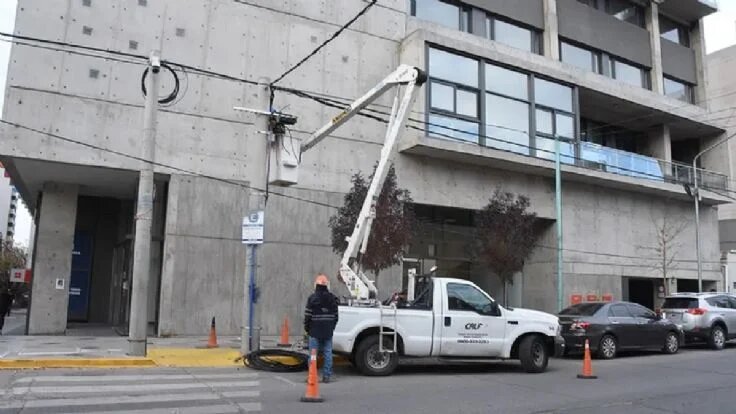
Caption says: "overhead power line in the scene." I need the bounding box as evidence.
[269,0,378,87]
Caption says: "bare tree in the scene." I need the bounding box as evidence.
[328,164,414,283]
[472,189,539,305]
[641,208,688,296]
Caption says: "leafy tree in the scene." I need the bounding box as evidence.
[0,240,27,293]
[329,164,414,281]
[473,190,539,305]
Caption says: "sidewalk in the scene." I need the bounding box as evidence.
[0,309,308,369]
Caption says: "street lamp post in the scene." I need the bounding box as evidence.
[692,132,736,292]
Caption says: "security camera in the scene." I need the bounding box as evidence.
[150,54,161,74]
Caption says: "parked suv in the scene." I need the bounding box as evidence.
[661,293,736,350]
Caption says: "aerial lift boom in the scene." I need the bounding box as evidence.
[299,65,426,304]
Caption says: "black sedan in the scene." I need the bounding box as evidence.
[559,301,683,359]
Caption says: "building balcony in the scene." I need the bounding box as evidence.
[399,129,731,205]
[659,0,717,24]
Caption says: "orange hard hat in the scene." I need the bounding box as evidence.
[315,274,329,286]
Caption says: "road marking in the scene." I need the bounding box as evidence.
[12,380,259,395]
[0,391,223,409]
[55,403,262,414]
[221,390,260,398]
[16,350,80,356]
[274,375,299,386]
[14,373,258,383]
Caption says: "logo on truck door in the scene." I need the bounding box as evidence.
[464,323,484,330]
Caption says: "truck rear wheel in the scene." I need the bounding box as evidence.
[354,335,399,376]
[519,335,548,373]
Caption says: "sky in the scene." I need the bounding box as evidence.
[0,0,735,250]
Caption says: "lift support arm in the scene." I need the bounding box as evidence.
[300,64,426,303]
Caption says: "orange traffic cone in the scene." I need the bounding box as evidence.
[278,317,292,347]
[577,339,597,379]
[300,348,323,403]
[207,317,218,348]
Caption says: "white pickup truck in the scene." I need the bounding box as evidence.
[333,277,565,376]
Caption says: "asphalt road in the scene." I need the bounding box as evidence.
[1,343,735,413]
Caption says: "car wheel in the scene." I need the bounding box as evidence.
[663,332,679,354]
[597,335,617,359]
[354,335,399,376]
[708,325,726,350]
[519,335,549,373]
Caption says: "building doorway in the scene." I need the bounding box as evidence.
[628,278,655,310]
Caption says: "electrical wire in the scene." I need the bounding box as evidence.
[269,0,378,87]
[0,119,341,210]
[140,63,180,105]
[243,349,309,372]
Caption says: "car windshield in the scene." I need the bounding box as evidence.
[559,303,604,316]
[662,298,699,309]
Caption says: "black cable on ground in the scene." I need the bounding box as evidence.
[243,349,309,372]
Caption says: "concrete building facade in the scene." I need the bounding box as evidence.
[0,0,730,336]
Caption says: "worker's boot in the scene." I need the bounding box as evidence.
[321,375,333,383]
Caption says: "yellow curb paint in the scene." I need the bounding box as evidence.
[0,358,155,370]
[147,348,243,367]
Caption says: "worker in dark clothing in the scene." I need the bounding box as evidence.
[0,288,13,334]
[303,273,339,383]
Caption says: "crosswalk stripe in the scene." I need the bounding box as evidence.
[12,380,259,395]
[221,390,260,398]
[14,373,258,383]
[56,402,262,414]
[0,391,222,409]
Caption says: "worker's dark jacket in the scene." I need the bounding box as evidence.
[303,285,339,340]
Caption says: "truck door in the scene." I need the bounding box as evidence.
[440,282,505,357]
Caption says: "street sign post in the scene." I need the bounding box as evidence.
[242,210,264,353]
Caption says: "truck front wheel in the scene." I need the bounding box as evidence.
[519,335,549,373]
[354,335,399,376]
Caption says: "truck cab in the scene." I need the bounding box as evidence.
[333,277,565,376]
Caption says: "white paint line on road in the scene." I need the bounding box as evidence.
[12,380,259,395]
[16,351,79,356]
[57,403,261,414]
[274,375,299,386]
[0,391,222,409]
[221,390,261,398]
[15,373,258,383]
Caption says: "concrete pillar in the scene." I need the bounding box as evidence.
[542,0,559,60]
[27,183,78,335]
[645,2,664,94]
[645,125,672,162]
[692,19,709,109]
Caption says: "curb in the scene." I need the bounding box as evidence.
[0,358,155,369]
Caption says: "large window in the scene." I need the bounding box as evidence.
[427,47,578,161]
[428,48,480,143]
[561,41,601,73]
[664,77,693,103]
[659,15,690,47]
[612,59,649,89]
[486,16,540,53]
[412,0,470,31]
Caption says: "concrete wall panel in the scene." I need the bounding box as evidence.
[464,0,544,29]
[557,0,651,67]
[661,39,697,84]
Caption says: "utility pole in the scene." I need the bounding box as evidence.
[555,137,563,311]
[692,132,736,293]
[241,77,270,355]
[128,52,160,356]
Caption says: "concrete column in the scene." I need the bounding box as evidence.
[542,0,559,60]
[645,2,664,94]
[645,125,672,162]
[692,19,709,109]
[27,183,78,335]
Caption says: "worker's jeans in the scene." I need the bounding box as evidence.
[308,337,333,378]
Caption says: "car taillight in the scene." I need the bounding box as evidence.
[687,308,707,315]
[571,321,590,330]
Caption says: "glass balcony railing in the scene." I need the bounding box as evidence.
[575,141,730,193]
